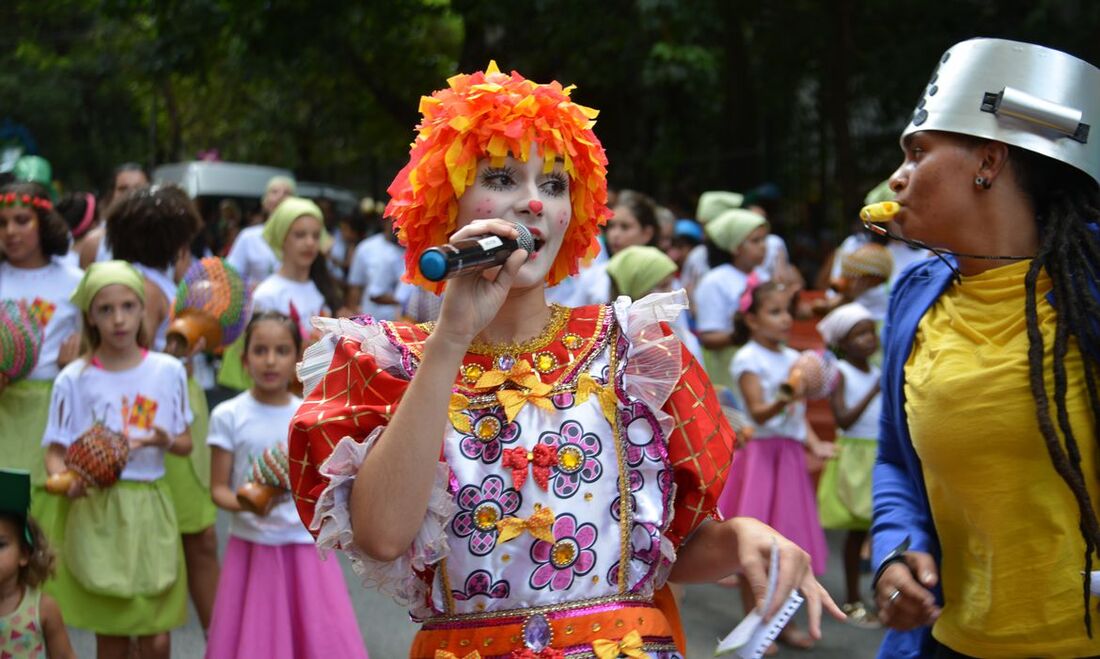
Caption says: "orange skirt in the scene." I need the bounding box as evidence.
[411,597,680,658]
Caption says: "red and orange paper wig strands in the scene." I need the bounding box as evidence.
[385,61,612,292]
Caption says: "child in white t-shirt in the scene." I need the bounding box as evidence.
[206,311,367,659]
[717,280,835,650]
[254,198,340,341]
[815,303,882,627]
[692,208,769,390]
[346,222,404,320]
[42,261,193,658]
[0,182,84,495]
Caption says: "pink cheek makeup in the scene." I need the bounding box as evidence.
[556,211,568,227]
[475,198,496,217]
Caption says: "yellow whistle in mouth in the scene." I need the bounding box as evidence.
[860,201,900,223]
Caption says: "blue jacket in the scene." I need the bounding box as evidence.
[871,257,952,659]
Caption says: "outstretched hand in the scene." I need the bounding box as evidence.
[733,518,846,636]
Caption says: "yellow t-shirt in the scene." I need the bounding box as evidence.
[905,259,1099,657]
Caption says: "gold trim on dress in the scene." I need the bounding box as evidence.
[467,304,571,356]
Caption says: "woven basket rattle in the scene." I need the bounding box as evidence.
[167,257,251,354]
[780,350,840,401]
[0,299,44,381]
[45,421,130,495]
[832,243,895,295]
[236,443,291,515]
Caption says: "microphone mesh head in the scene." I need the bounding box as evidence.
[513,223,536,252]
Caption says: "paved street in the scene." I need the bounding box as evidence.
[67,510,885,657]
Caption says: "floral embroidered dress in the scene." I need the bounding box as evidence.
[289,291,736,658]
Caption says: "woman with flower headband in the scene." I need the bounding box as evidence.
[0,181,84,556]
[289,62,841,658]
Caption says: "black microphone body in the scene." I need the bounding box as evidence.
[418,223,542,282]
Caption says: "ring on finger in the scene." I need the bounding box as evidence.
[887,589,902,605]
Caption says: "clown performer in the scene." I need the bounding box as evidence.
[870,39,1100,657]
[288,63,842,658]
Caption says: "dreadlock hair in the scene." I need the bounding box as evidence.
[1010,144,1100,635]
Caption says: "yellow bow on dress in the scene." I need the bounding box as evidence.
[591,630,648,659]
[449,393,472,433]
[434,651,481,659]
[496,505,555,544]
[496,388,554,423]
[475,359,543,389]
[476,359,554,423]
[575,373,618,426]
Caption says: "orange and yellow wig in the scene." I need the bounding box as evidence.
[384,61,612,292]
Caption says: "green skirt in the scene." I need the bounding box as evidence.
[48,479,188,635]
[0,379,53,486]
[817,435,877,531]
[163,377,216,534]
[702,345,738,392]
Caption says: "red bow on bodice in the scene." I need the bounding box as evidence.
[502,444,555,490]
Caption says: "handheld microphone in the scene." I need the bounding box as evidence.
[418,223,543,282]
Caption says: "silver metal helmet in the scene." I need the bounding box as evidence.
[903,38,1100,185]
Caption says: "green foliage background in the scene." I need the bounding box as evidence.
[3,0,1098,238]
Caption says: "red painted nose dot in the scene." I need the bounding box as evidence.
[528,200,544,214]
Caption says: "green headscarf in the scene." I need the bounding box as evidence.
[863,179,896,205]
[695,191,744,224]
[704,209,767,252]
[605,245,678,300]
[262,196,332,260]
[71,260,146,312]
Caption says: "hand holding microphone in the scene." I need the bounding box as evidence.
[426,219,543,347]
[419,221,543,282]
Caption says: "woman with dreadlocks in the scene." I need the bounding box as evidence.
[869,39,1100,658]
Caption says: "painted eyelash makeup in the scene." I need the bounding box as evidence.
[541,172,569,197]
[480,166,518,191]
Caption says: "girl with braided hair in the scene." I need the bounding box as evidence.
[288,62,841,657]
[870,39,1100,658]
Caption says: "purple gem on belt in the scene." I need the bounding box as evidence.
[497,354,516,371]
[523,613,551,651]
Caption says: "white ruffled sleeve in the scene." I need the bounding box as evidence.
[290,314,455,618]
[310,433,455,618]
[612,289,689,439]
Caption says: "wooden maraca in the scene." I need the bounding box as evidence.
[45,421,130,495]
[166,257,251,355]
[236,443,291,515]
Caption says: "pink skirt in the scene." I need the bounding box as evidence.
[206,536,369,659]
[717,436,828,575]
